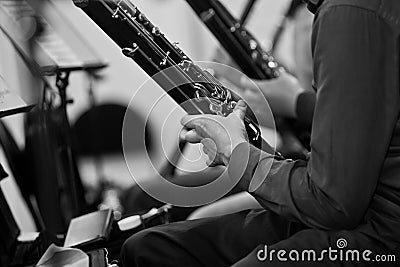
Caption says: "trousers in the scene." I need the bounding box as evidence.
[120,209,398,267]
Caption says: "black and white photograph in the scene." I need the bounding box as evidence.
[0,0,399,266]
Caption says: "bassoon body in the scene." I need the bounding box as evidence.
[185,0,280,80]
[73,0,283,157]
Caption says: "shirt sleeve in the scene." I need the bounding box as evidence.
[295,90,315,129]
[230,5,400,230]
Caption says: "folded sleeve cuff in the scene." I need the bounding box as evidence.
[227,142,275,192]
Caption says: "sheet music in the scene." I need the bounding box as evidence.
[0,75,32,117]
[0,0,106,72]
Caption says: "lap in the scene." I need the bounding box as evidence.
[120,210,397,267]
[120,209,299,267]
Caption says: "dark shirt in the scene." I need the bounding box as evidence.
[230,0,400,250]
[296,90,315,129]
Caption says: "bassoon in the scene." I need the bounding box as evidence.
[185,0,310,157]
[185,0,280,80]
[73,0,284,159]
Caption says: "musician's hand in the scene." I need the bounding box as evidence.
[180,100,248,167]
[240,71,305,119]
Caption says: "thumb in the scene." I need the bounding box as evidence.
[232,100,247,120]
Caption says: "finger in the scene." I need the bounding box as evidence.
[203,149,217,167]
[232,100,247,120]
[201,138,216,153]
[206,157,218,167]
[178,128,188,141]
[205,156,213,167]
[205,154,219,167]
[202,142,209,154]
[202,142,213,166]
[180,114,206,129]
[184,129,202,143]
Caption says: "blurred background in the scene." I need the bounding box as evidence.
[0,0,307,234]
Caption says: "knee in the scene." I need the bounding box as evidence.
[119,229,158,267]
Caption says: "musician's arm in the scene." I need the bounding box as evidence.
[241,72,316,129]
[230,5,398,230]
[295,90,315,129]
